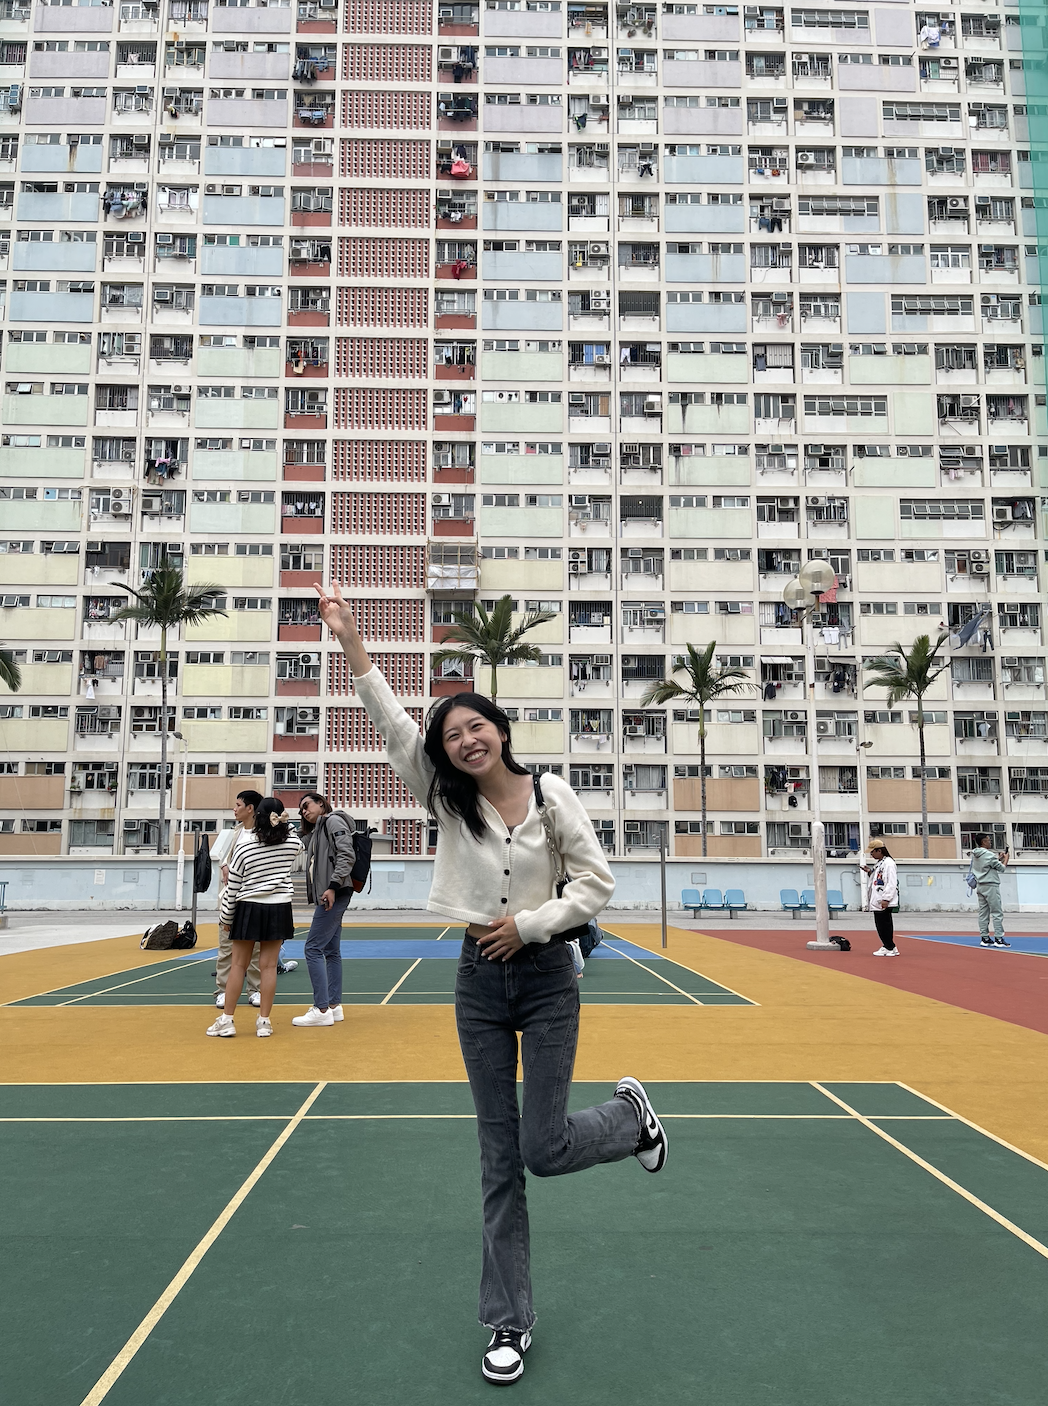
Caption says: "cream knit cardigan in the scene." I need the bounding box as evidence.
[354,665,614,942]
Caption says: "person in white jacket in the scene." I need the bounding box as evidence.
[861,840,900,955]
[315,582,668,1388]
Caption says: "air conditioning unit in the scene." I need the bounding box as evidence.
[156,233,174,245]
[980,243,997,254]
[437,46,457,61]
[797,152,815,166]
[98,705,120,720]
[135,85,150,95]
[993,505,1013,521]
[961,446,980,458]
[639,142,657,153]
[643,398,661,413]
[590,294,611,309]
[593,443,611,454]
[126,230,145,243]
[298,652,320,665]
[593,654,611,665]
[776,496,796,508]
[570,494,591,507]
[773,98,788,110]
[785,710,805,722]
[153,289,172,302]
[971,560,990,574]
[132,134,150,147]
[947,198,965,211]
[170,384,188,394]
[593,352,610,365]
[591,94,610,107]
[807,495,826,507]
[432,389,453,405]
[109,488,133,515]
[787,822,807,838]
[623,728,644,738]
[296,709,316,722]
[940,58,958,69]
[771,291,790,303]
[569,393,586,405]
[569,560,584,573]
[1002,656,1019,667]
[815,719,833,737]
[589,242,610,255]
[970,550,989,562]
[938,147,955,157]
[432,493,452,506]
[624,819,642,831]
[773,199,790,211]
[124,820,142,833]
[960,395,980,407]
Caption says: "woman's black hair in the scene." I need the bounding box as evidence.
[423,692,528,840]
[296,791,332,837]
[254,796,291,847]
[869,839,893,859]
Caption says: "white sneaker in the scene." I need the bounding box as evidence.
[214,992,225,1008]
[206,1014,235,1038]
[256,1016,273,1038]
[873,947,891,956]
[248,991,261,1008]
[883,948,900,956]
[330,1004,344,1023]
[291,1006,335,1027]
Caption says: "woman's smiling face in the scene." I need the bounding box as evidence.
[441,706,508,781]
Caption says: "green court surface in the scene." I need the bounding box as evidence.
[3,1081,1047,1406]
[8,938,754,1009]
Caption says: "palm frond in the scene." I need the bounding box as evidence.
[641,639,753,709]
[0,647,22,693]
[110,566,227,630]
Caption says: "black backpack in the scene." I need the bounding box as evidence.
[140,920,197,951]
[328,810,374,893]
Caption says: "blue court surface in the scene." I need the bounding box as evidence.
[904,934,1048,956]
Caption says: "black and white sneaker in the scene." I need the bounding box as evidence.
[615,1076,669,1174]
[994,937,1011,948]
[980,937,996,947]
[482,1328,531,1385]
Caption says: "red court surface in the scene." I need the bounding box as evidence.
[706,927,1048,1037]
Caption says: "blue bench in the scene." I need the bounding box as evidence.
[792,888,847,918]
[781,888,804,917]
[724,888,748,919]
[681,888,704,917]
[681,887,748,919]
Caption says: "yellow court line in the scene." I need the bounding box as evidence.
[602,931,761,1005]
[811,1082,1048,1265]
[379,958,423,1006]
[77,1080,327,1406]
[895,1081,1048,1175]
[57,955,217,1007]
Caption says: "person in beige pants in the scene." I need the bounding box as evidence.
[214,790,263,1007]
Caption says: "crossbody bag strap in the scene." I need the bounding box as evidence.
[533,773,566,885]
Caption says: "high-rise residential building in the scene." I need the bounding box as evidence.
[0,0,1046,863]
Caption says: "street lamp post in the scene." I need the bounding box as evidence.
[173,730,189,912]
[783,560,837,951]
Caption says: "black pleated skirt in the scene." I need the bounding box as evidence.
[229,900,294,945]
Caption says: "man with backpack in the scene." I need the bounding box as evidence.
[292,792,369,1027]
[970,833,1011,948]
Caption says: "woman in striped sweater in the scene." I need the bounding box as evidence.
[207,797,303,1038]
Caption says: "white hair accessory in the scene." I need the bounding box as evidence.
[269,810,290,827]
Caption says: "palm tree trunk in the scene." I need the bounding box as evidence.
[918,711,929,860]
[158,625,168,856]
[490,656,497,704]
[699,721,708,858]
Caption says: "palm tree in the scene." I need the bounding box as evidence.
[111,565,226,855]
[431,594,556,705]
[865,632,950,859]
[641,641,752,856]
[0,646,21,693]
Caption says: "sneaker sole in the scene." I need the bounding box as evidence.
[206,1028,235,1038]
[482,1362,525,1385]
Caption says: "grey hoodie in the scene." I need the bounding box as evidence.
[305,811,356,903]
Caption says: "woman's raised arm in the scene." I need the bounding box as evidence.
[315,582,373,678]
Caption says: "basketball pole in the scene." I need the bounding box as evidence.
[660,833,668,949]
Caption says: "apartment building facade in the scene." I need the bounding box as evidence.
[1,0,1047,861]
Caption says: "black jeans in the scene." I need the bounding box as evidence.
[874,908,895,949]
[454,934,640,1330]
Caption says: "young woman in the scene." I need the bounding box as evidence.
[208,797,303,1038]
[315,583,668,1387]
[292,792,356,1028]
[861,840,900,956]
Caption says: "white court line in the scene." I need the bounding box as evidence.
[57,955,216,1007]
[379,957,422,1005]
[78,1081,327,1406]
[601,939,756,1007]
[2,954,199,1008]
[434,926,452,941]
[811,1082,1048,1265]
[602,930,760,1005]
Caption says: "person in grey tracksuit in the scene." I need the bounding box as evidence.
[292,793,357,1025]
[971,833,1010,948]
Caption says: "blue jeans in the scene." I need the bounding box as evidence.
[455,933,640,1331]
[304,889,352,1009]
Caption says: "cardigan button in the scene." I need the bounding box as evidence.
[505,836,511,844]
[504,868,510,876]
[500,897,507,904]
